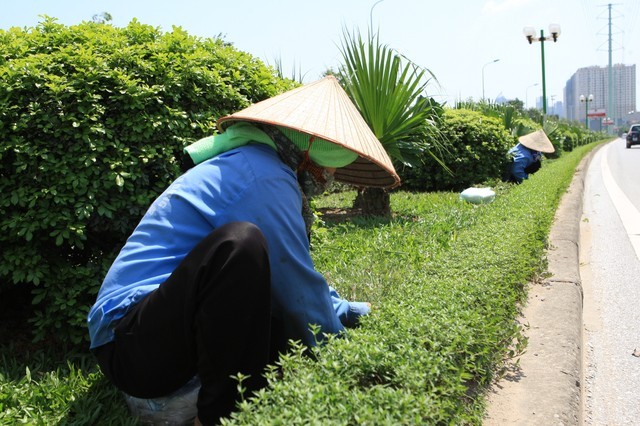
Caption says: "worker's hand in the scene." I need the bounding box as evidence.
[328,285,371,327]
[350,301,371,313]
[344,301,371,327]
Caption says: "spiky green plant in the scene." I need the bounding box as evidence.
[337,28,447,216]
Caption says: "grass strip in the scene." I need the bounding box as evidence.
[226,142,600,425]
[0,142,601,425]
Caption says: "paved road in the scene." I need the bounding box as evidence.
[581,138,640,425]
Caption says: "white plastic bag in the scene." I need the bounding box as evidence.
[459,187,496,204]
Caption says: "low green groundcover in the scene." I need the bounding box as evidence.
[0,142,601,425]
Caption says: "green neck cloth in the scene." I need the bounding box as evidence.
[184,122,358,168]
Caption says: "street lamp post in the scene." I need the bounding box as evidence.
[580,94,594,129]
[523,24,561,115]
[526,83,539,109]
[482,59,500,101]
[370,0,385,31]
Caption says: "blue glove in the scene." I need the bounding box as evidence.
[329,286,371,328]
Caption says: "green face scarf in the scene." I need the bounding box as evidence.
[183,122,356,236]
[183,123,276,165]
[184,122,358,168]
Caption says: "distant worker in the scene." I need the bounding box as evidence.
[506,129,555,183]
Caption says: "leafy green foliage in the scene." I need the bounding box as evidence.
[0,348,134,425]
[0,17,295,344]
[338,29,444,168]
[220,142,602,425]
[0,142,602,424]
[552,121,599,154]
[336,28,447,217]
[400,109,516,191]
[0,15,613,426]
[453,99,606,159]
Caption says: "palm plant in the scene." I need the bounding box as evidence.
[337,28,446,216]
[271,55,307,84]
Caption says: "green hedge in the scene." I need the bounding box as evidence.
[400,109,517,191]
[552,122,600,153]
[0,18,295,344]
[0,142,601,424]
[219,142,601,424]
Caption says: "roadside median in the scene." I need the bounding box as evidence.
[485,143,604,425]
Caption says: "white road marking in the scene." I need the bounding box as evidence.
[600,142,640,259]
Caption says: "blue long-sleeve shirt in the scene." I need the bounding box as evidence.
[508,143,542,182]
[88,144,367,349]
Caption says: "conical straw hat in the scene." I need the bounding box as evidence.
[217,76,400,188]
[518,129,555,153]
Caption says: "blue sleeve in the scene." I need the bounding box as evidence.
[88,145,358,350]
[219,147,348,346]
[329,286,371,328]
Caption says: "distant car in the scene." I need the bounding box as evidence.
[626,125,640,148]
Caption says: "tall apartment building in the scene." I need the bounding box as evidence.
[564,64,636,129]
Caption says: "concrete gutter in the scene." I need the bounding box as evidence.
[484,145,603,425]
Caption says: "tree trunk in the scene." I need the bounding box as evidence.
[353,187,391,217]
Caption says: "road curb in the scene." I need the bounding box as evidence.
[484,145,602,425]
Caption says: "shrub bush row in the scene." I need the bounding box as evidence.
[399,109,516,191]
[0,143,601,425]
[0,18,607,350]
[397,102,606,192]
[0,18,295,344]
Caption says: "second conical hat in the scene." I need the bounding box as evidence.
[217,76,400,188]
[518,129,555,153]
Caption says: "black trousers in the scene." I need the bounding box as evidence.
[93,222,274,425]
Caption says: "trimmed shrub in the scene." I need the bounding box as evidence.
[222,142,603,425]
[0,17,295,344]
[560,130,578,152]
[552,122,604,155]
[400,109,517,192]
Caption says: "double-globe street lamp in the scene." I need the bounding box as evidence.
[482,58,500,101]
[580,94,594,129]
[523,24,561,115]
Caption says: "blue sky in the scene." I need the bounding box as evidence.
[2,0,639,109]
